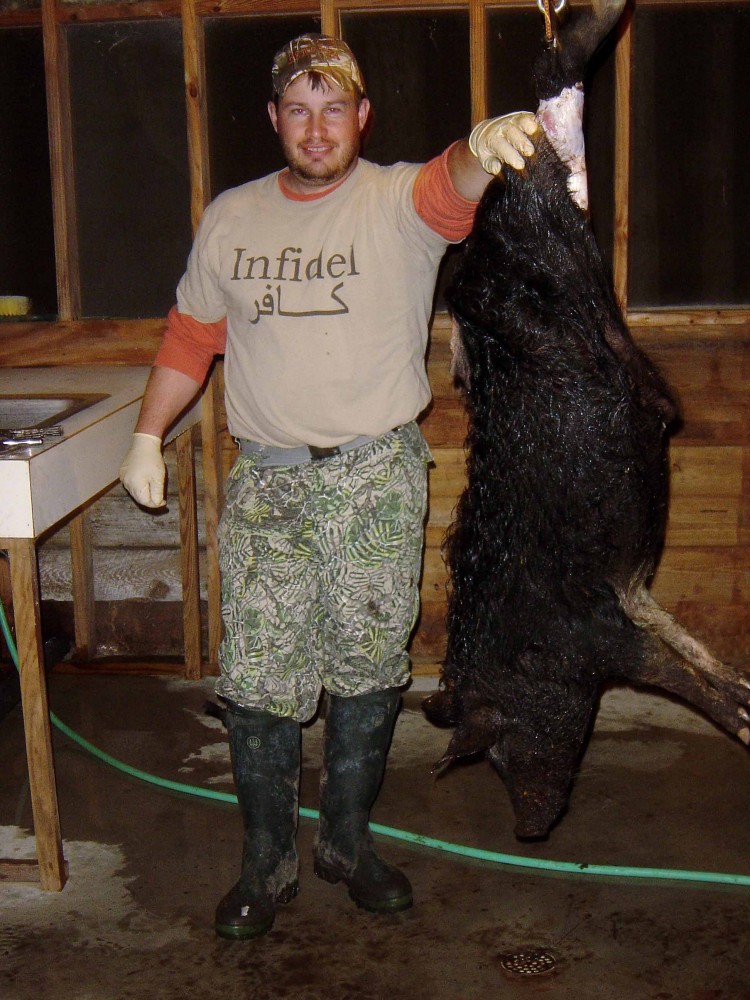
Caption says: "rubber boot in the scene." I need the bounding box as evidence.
[215,705,301,940]
[313,688,413,913]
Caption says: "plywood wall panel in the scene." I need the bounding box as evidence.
[651,547,750,604]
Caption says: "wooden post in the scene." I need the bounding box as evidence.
[469,0,487,125]
[182,0,210,235]
[5,538,67,891]
[41,0,80,320]
[613,3,633,314]
[69,509,96,659]
[321,0,336,37]
[175,427,202,679]
[182,0,222,670]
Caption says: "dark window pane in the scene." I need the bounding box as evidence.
[0,27,57,319]
[342,11,471,165]
[67,20,192,318]
[487,8,541,115]
[630,3,750,307]
[487,8,616,268]
[205,14,321,197]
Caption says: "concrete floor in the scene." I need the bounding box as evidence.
[1,673,749,1000]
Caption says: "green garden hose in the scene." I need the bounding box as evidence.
[2,597,749,888]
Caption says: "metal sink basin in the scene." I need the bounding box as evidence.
[0,393,109,433]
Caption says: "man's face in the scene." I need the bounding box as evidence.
[268,75,370,192]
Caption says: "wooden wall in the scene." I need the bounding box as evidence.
[639,329,750,665]
[12,314,748,678]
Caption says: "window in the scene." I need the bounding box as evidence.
[630,2,750,307]
[0,26,56,319]
[67,18,192,317]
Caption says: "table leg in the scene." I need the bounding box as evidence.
[6,538,66,890]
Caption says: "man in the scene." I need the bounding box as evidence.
[120,33,537,940]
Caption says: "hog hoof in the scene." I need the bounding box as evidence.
[705,668,750,744]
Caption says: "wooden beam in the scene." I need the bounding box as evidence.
[57,1,182,22]
[69,509,96,659]
[0,318,166,367]
[0,860,46,884]
[469,0,487,125]
[41,0,80,320]
[4,0,737,27]
[321,0,336,36]
[333,0,489,10]
[182,0,210,235]
[195,0,318,13]
[628,310,750,331]
[181,0,225,671]
[612,0,632,312]
[0,9,42,26]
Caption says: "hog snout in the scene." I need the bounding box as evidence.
[487,736,586,840]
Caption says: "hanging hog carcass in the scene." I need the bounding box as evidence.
[423,0,750,840]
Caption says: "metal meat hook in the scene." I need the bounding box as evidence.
[537,0,568,47]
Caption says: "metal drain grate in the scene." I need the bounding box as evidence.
[499,948,557,976]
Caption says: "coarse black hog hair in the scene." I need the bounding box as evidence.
[423,0,750,840]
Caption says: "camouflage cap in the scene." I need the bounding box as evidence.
[271,33,365,98]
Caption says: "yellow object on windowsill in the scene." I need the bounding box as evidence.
[0,296,31,317]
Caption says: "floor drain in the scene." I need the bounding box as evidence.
[499,948,557,976]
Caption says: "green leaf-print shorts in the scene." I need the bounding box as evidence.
[216,422,432,722]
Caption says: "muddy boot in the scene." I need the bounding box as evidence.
[215,705,301,940]
[313,688,413,913]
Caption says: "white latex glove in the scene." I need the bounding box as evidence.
[469,111,538,176]
[119,432,166,508]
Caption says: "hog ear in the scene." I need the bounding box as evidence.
[431,706,504,774]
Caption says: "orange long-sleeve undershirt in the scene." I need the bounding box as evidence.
[412,142,478,243]
[154,306,226,384]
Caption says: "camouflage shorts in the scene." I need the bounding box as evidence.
[216,422,431,722]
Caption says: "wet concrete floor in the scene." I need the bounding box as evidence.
[1,673,749,1000]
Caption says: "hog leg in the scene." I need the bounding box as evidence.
[617,584,750,744]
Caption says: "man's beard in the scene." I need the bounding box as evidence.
[288,162,346,186]
[284,142,358,188]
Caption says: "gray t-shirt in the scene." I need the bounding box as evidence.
[176,159,449,448]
